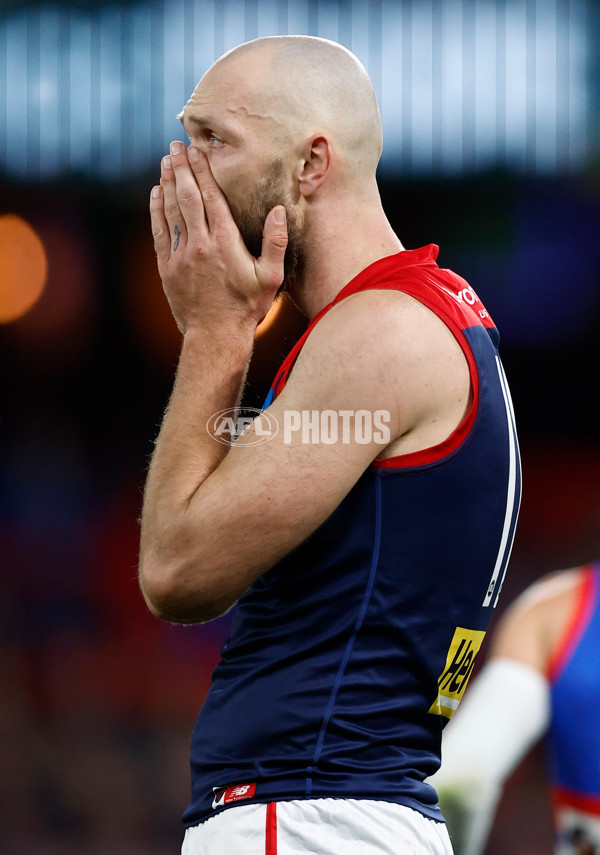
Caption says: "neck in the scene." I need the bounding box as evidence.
[287,186,405,319]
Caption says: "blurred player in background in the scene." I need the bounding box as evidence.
[138,35,521,854]
[430,561,600,855]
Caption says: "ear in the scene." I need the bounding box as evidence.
[297,135,331,198]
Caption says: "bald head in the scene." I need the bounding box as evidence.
[204,36,383,177]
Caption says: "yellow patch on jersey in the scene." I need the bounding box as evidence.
[428,627,486,719]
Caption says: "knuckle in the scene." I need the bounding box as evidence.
[177,187,197,204]
[201,186,220,204]
[263,271,284,290]
[214,229,233,249]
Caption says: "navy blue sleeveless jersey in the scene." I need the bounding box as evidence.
[182,245,521,827]
[547,563,600,828]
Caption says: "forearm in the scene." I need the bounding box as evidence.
[430,658,550,855]
[139,323,255,618]
[140,141,287,621]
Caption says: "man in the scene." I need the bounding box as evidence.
[138,35,521,854]
[429,562,600,855]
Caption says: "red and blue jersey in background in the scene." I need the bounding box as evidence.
[547,562,600,853]
[183,245,522,828]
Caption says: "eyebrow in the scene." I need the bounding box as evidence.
[179,114,211,143]
[180,113,241,144]
[180,114,209,129]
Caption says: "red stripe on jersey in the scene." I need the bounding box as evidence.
[268,248,449,400]
[552,785,600,817]
[547,566,596,683]
[265,802,277,855]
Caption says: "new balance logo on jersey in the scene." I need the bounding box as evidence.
[428,627,486,719]
[212,782,257,810]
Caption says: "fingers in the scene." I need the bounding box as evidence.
[187,146,235,235]
[149,185,170,263]
[150,142,202,263]
[161,153,189,253]
[255,206,288,290]
[168,142,211,235]
[158,142,228,258]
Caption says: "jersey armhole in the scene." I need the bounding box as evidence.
[372,303,479,470]
[267,279,484,470]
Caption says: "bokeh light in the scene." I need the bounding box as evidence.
[124,224,182,366]
[255,296,284,337]
[8,212,98,367]
[0,214,47,323]
[125,222,288,363]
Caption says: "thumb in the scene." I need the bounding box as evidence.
[256,206,288,289]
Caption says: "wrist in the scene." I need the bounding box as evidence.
[176,321,256,403]
[182,316,258,350]
[180,320,257,365]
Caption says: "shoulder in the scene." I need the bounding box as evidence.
[491,567,588,674]
[280,287,472,454]
[308,287,463,354]
[289,288,468,401]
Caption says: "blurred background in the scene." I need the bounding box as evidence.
[0,0,599,852]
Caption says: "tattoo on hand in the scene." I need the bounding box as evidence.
[173,224,181,251]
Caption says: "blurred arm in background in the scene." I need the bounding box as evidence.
[429,563,600,855]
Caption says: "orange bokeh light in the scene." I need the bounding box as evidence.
[0,214,48,323]
[124,226,182,366]
[256,296,284,337]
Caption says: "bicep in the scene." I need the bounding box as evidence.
[199,295,420,571]
[197,368,393,578]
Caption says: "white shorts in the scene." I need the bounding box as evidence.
[181,798,454,855]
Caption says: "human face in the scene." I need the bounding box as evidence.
[180,65,304,292]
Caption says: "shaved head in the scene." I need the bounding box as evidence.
[178,36,386,299]
[197,36,383,178]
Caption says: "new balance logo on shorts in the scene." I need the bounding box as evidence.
[212,783,257,810]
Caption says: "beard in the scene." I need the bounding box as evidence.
[227,159,304,296]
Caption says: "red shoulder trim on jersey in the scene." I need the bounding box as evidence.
[552,785,600,817]
[546,566,597,683]
[268,247,444,400]
[268,246,493,470]
[265,802,277,855]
